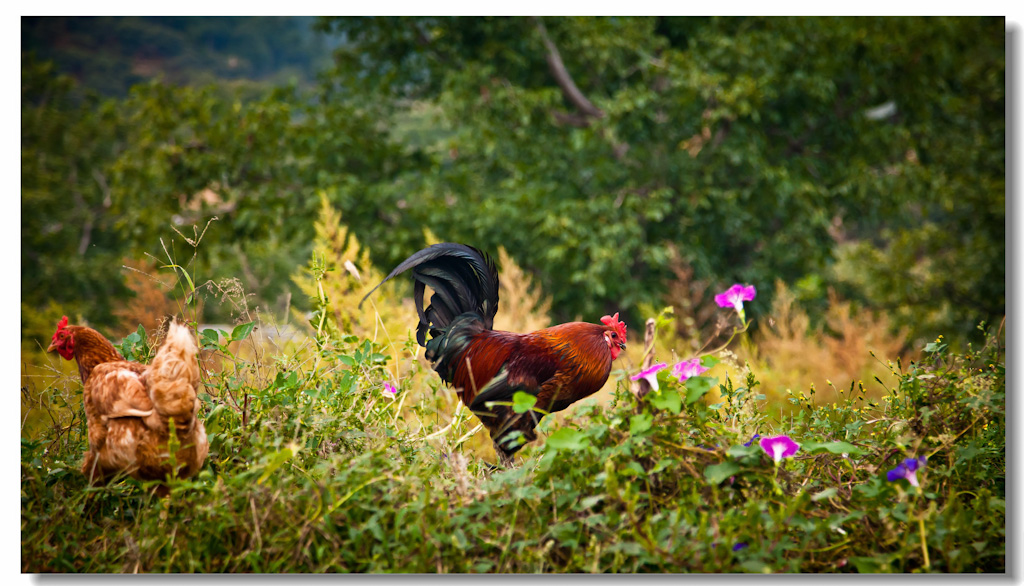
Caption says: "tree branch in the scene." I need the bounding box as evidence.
[531,17,603,120]
[68,168,93,256]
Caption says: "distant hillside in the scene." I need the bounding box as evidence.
[21,16,335,96]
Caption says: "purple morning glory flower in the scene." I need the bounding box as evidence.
[732,542,748,552]
[759,435,800,463]
[631,362,668,392]
[383,382,398,397]
[886,456,927,487]
[743,434,761,447]
[672,358,709,382]
[715,284,757,312]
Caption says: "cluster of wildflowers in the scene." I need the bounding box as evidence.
[631,283,755,392]
[630,357,711,392]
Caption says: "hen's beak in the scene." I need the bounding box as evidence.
[618,343,626,350]
[46,340,58,353]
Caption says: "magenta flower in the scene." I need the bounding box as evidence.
[759,435,800,463]
[631,362,668,392]
[887,456,927,487]
[715,284,757,313]
[383,382,398,398]
[672,358,709,382]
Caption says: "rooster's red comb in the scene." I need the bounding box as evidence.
[601,312,627,341]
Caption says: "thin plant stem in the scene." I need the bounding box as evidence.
[918,516,930,570]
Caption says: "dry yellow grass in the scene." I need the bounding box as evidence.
[290,193,417,350]
[738,281,912,404]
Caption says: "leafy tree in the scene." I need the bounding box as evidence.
[22,56,134,327]
[22,17,1004,349]
[316,16,1004,344]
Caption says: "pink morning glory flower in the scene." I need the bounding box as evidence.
[887,456,927,487]
[715,284,757,312]
[759,435,800,463]
[383,382,398,397]
[631,362,668,392]
[672,358,709,382]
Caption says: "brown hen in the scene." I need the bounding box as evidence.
[48,316,208,488]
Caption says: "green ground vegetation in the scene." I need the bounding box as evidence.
[20,281,1005,572]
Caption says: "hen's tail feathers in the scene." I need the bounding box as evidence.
[360,243,500,346]
[148,321,200,422]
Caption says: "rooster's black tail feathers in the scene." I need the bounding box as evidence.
[360,243,499,346]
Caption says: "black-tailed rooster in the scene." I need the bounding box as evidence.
[362,243,627,465]
[47,316,208,489]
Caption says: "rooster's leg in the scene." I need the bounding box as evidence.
[494,442,516,468]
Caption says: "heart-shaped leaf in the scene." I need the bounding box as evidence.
[629,413,654,435]
[685,376,717,405]
[512,391,538,414]
[648,389,682,414]
[545,428,590,451]
[700,355,721,369]
[231,321,256,342]
[801,441,867,455]
[704,461,741,484]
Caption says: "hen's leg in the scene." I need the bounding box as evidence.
[80,451,104,484]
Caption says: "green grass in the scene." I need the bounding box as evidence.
[20,317,1004,573]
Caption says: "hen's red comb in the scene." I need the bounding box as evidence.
[601,312,627,341]
[51,315,69,346]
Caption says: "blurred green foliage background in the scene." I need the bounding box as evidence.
[22,16,1004,349]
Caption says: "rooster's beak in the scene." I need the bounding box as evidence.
[618,343,626,350]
